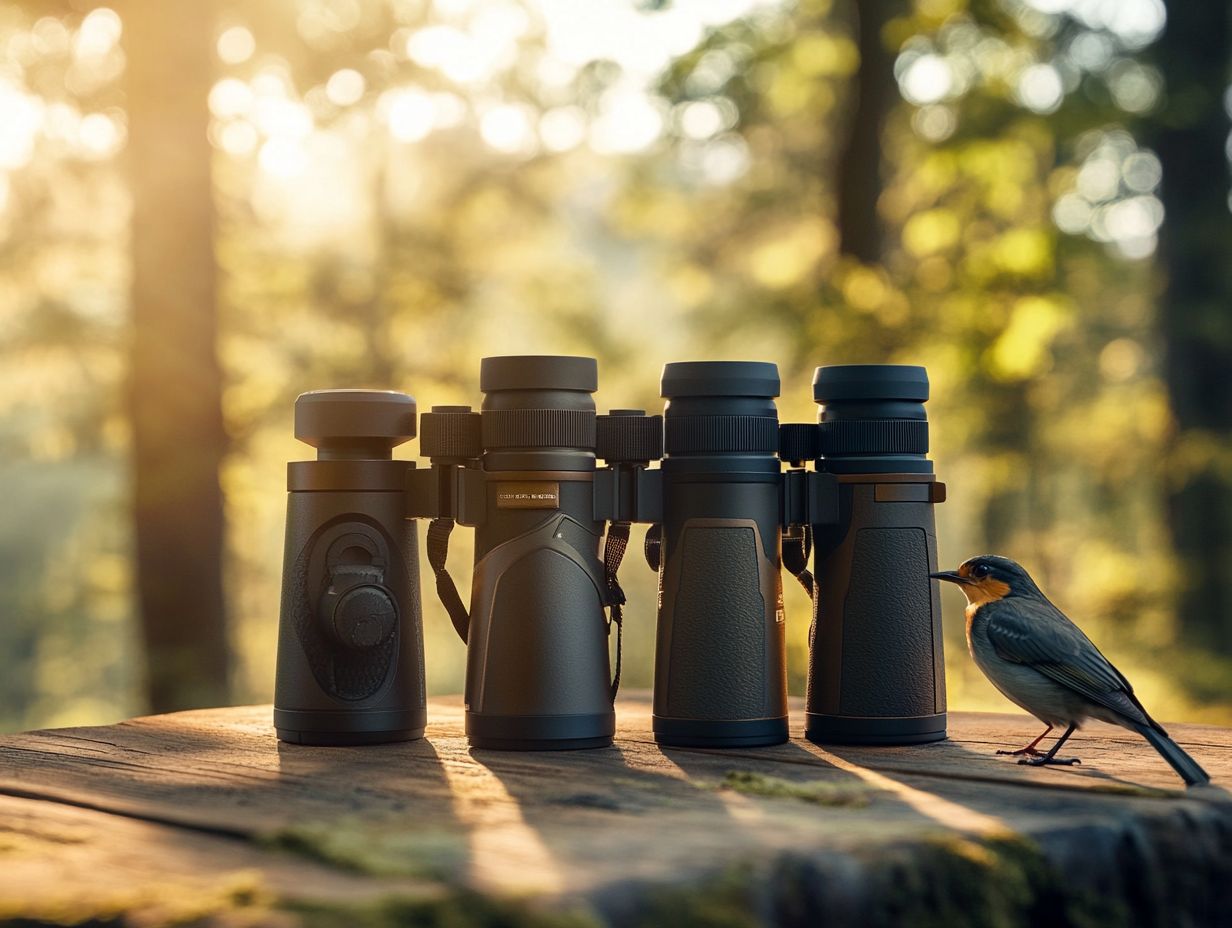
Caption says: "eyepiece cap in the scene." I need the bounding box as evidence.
[480,356,598,393]
[661,361,780,398]
[294,390,417,452]
[812,365,929,404]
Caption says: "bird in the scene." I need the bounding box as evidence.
[930,554,1210,787]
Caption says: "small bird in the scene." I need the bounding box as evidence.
[931,555,1210,787]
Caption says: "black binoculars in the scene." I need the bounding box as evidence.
[273,357,946,750]
[273,390,426,745]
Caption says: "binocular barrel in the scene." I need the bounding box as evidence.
[652,362,789,747]
[465,356,616,750]
[274,390,427,745]
[411,356,662,750]
[801,365,947,745]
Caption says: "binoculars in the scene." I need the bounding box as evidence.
[274,357,947,750]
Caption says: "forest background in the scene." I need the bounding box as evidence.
[3,0,1231,730]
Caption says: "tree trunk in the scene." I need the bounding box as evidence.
[1150,1,1232,656]
[124,0,230,710]
[836,0,899,263]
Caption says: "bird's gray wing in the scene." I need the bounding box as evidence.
[983,598,1151,727]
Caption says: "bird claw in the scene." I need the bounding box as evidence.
[1018,756,1081,767]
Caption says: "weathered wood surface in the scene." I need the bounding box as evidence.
[0,694,1229,927]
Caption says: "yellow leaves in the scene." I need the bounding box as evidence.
[1098,337,1145,382]
[842,266,888,310]
[987,294,1071,380]
[1167,430,1232,487]
[990,227,1052,277]
[758,28,857,120]
[902,208,960,257]
[86,554,130,596]
[746,219,835,289]
[763,67,833,118]
[790,34,858,78]
[839,264,910,324]
[960,138,1038,186]
[916,0,967,22]
[667,264,715,307]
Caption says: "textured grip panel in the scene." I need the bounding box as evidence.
[468,519,612,717]
[837,527,936,716]
[284,516,400,702]
[666,526,765,720]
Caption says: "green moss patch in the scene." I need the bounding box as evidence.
[263,822,467,880]
[289,891,599,928]
[713,770,878,808]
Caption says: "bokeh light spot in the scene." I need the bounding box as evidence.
[900,54,953,105]
[325,69,366,107]
[217,25,255,65]
[1016,64,1063,113]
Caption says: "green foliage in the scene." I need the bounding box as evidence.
[0,0,1227,729]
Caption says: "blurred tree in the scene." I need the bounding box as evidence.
[1148,0,1232,657]
[836,0,901,262]
[616,0,1212,708]
[2,0,1228,732]
[124,0,230,710]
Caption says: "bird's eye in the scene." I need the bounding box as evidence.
[972,564,989,579]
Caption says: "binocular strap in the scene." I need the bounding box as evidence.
[782,524,818,633]
[602,522,630,701]
[427,518,472,644]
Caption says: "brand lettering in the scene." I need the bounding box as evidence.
[495,482,561,510]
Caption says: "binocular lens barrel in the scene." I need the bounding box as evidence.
[805,365,947,746]
[813,364,931,474]
[653,361,789,748]
[274,390,427,745]
[463,356,617,750]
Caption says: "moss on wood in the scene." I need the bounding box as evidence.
[712,770,879,808]
[0,873,272,927]
[288,891,599,928]
[623,834,1126,928]
[263,821,467,880]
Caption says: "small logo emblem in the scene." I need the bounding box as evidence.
[495,481,561,509]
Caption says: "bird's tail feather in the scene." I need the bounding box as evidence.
[1137,725,1210,787]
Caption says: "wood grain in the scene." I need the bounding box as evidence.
[0,694,1229,926]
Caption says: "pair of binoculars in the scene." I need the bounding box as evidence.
[273,358,947,750]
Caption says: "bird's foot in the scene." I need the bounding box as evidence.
[1018,756,1081,767]
[997,747,1043,757]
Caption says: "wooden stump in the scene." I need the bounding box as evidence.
[0,694,1228,926]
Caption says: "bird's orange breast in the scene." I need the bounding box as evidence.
[962,578,1011,650]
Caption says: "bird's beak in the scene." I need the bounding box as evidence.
[929,570,970,585]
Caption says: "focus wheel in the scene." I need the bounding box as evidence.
[319,576,398,650]
[597,410,664,463]
[420,406,482,461]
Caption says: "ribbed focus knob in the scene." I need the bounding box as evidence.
[817,419,929,456]
[420,406,482,461]
[664,415,779,455]
[778,423,820,464]
[597,410,663,463]
[481,408,596,450]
